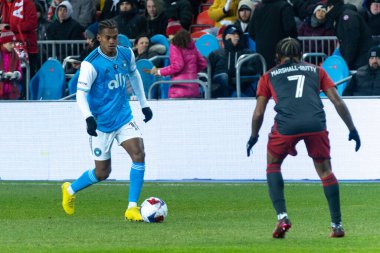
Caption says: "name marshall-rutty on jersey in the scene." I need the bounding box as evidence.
[270,65,317,77]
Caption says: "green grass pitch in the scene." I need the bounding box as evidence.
[0,181,379,253]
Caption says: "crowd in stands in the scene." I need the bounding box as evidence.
[0,0,379,100]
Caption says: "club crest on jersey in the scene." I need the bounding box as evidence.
[108,73,127,90]
[93,148,102,157]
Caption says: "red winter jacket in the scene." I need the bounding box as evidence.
[1,0,38,54]
[160,42,207,98]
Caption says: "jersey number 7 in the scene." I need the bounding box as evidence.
[287,75,305,98]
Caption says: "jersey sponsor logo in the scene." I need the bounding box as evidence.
[108,73,127,90]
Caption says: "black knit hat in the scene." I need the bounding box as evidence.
[369,46,380,58]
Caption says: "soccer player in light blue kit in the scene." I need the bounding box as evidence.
[61,19,153,221]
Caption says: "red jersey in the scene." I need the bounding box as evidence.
[257,61,336,135]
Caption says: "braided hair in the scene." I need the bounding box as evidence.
[275,37,302,63]
[98,19,118,34]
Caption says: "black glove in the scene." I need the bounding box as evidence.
[348,128,361,152]
[142,107,153,123]
[86,116,98,136]
[246,135,259,157]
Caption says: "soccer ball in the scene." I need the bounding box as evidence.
[140,197,168,223]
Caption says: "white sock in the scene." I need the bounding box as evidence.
[277,212,288,220]
[128,202,137,208]
[67,186,75,195]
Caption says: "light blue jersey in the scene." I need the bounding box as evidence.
[77,46,136,133]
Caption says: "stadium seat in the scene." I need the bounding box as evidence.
[118,34,132,48]
[195,33,220,57]
[150,34,170,65]
[190,10,215,33]
[321,55,349,96]
[244,33,256,52]
[29,58,66,100]
[150,34,171,98]
[136,59,158,98]
[68,70,80,96]
[332,47,341,57]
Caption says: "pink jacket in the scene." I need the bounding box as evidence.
[0,48,22,99]
[160,41,207,98]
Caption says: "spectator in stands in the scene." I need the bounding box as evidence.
[1,0,38,100]
[248,0,298,69]
[46,1,85,59]
[113,0,146,39]
[70,0,96,28]
[361,0,380,37]
[343,46,380,96]
[35,1,49,41]
[208,25,261,98]
[144,0,168,37]
[47,0,63,21]
[234,0,256,33]
[35,0,48,17]
[0,29,22,100]
[326,0,374,70]
[298,2,335,64]
[46,1,84,40]
[66,22,100,74]
[149,29,207,98]
[208,0,240,27]
[98,0,120,20]
[287,0,320,22]
[133,34,166,66]
[164,0,193,35]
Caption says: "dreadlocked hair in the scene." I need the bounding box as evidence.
[98,19,118,33]
[275,37,302,63]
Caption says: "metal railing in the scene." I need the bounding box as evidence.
[298,36,339,57]
[37,40,87,65]
[235,53,266,97]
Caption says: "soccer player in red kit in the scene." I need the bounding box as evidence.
[246,38,361,239]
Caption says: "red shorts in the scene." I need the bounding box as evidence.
[267,126,331,161]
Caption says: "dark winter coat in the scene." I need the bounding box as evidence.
[146,12,168,37]
[248,0,298,69]
[361,10,380,36]
[208,26,260,89]
[327,2,374,70]
[46,17,84,41]
[163,0,193,30]
[113,8,147,39]
[98,0,120,21]
[343,65,380,96]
